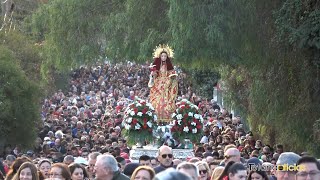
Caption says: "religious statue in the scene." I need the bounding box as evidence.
[148,44,178,122]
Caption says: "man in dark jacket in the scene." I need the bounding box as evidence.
[154,145,175,174]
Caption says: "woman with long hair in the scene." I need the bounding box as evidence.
[195,162,211,180]
[68,163,89,180]
[217,161,235,180]
[49,163,71,180]
[6,157,32,180]
[12,162,39,180]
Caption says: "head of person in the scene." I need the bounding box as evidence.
[227,163,247,180]
[275,152,301,180]
[211,166,224,180]
[246,157,262,169]
[150,157,158,168]
[276,144,284,154]
[208,160,220,172]
[68,163,89,180]
[247,170,268,180]
[139,155,151,167]
[6,154,16,167]
[295,156,320,180]
[94,154,119,180]
[177,162,199,180]
[205,156,214,164]
[118,139,125,148]
[7,157,32,180]
[88,152,101,176]
[157,146,173,167]
[131,166,155,180]
[154,168,192,180]
[195,161,210,180]
[13,162,39,180]
[160,52,168,62]
[38,159,51,179]
[64,155,75,165]
[224,148,241,164]
[115,157,126,172]
[50,163,71,180]
[123,163,140,177]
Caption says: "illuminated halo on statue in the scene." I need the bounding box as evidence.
[153,44,174,59]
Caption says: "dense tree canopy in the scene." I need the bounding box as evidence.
[0,45,41,148]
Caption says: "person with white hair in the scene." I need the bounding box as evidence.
[94,154,129,180]
[55,130,64,139]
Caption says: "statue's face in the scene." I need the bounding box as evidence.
[160,52,167,61]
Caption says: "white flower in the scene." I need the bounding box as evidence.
[183,126,189,133]
[207,121,212,126]
[153,115,157,121]
[200,115,204,123]
[147,111,152,116]
[191,122,196,126]
[192,128,197,134]
[127,117,132,123]
[176,109,179,113]
[136,103,142,107]
[124,124,131,130]
[171,113,176,118]
[194,114,200,119]
[182,99,187,102]
[188,112,194,117]
[176,114,183,120]
[147,121,153,128]
[137,112,143,116]
[178,120,182,125]
[130,111,135,116]
[140,100,145,104]
[147,103,154,110]
[135,123,141,130]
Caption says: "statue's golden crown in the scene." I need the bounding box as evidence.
[153,44,174,59]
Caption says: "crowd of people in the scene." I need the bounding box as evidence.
[0,62,319,180]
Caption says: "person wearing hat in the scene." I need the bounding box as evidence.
[275,152,301,180]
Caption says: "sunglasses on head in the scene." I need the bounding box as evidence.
[161,154,173,158]
[199,170,207,174]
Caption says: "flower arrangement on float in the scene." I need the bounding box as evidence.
[170,99,204,142]
[122,97,158,146]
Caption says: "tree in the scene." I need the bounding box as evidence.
[0,46,41,148]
